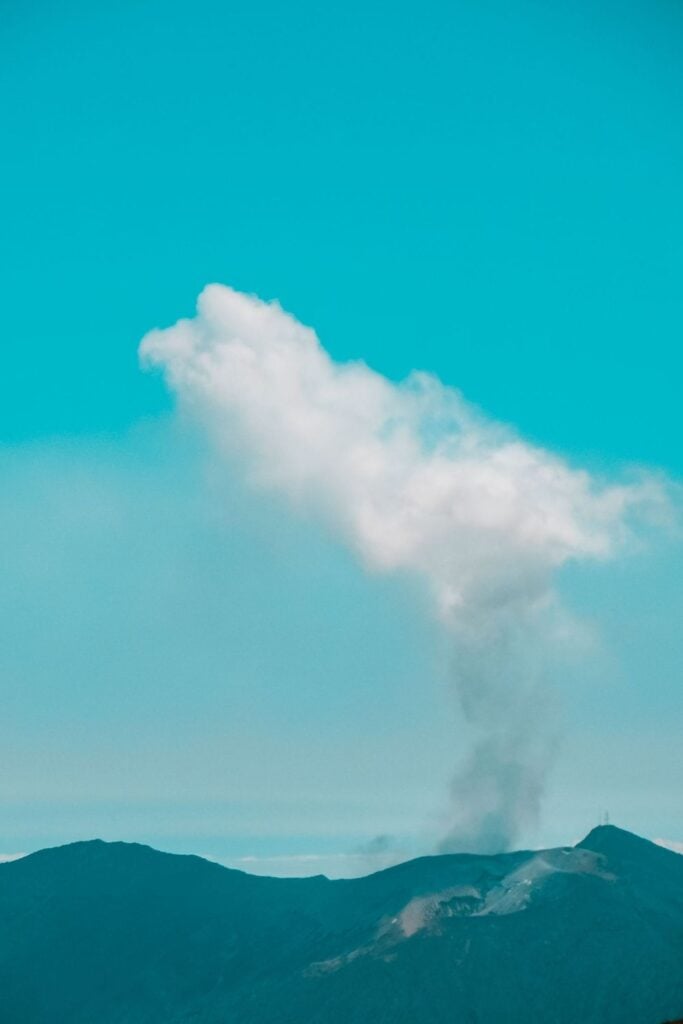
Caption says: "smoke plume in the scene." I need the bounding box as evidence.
[141,284,665,852]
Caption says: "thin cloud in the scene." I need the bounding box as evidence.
[654,838,683,855]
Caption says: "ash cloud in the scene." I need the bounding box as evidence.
[141,284,668,853]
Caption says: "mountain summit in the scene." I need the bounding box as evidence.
[0,827,681,1023]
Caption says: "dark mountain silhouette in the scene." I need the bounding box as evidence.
[0,825,681,1023]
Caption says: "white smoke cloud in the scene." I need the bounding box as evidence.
[140,284,667,853]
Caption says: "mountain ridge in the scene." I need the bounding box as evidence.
[1,825,681,1023]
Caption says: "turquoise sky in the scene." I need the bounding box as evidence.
[1,0,681,873]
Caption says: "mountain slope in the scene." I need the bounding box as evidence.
[0,826,681,1023]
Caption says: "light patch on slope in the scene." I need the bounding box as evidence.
[392,848,616,937]
[397,886,481,937]
[476,847,614,917]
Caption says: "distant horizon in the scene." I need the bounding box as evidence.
[2,822,682,881]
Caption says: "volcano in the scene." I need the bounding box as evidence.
[0,825,681,1023]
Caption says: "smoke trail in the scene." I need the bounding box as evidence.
[140,284,665,852]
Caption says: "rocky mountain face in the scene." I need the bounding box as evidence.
[0,825,681,1023]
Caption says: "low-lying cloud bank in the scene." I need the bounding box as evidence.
[141,284,669,853]
[655,838,683,855]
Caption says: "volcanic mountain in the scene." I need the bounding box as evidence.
[0,825,681,1023]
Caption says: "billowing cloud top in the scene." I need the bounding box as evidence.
[140,284,661,627]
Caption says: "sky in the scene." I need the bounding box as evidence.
[1,0,682,876]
